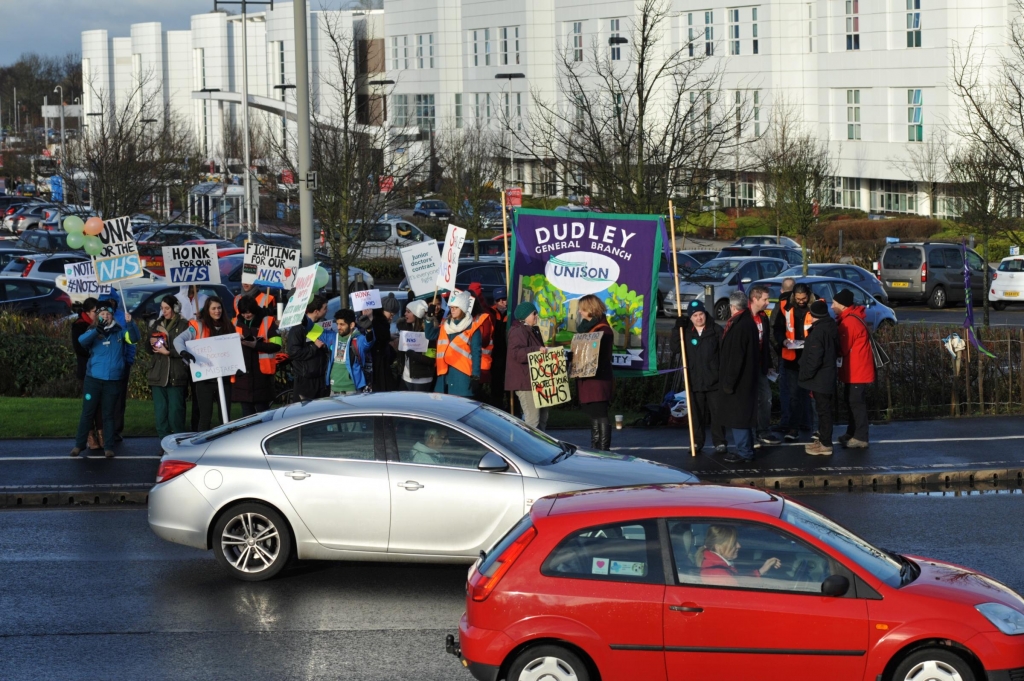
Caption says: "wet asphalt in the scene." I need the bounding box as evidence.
[1,490,1023,680]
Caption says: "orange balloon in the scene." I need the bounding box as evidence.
[83,217,104,236]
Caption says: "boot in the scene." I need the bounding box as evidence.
[97,429,105,448]
[590,419,602,449]
[599,417,612,451]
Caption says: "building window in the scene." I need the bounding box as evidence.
[485,28,493,66]
[391,37,399,70]
[705,12,714,56]
[573,22,584,61]
[393,94,410,127]
[907,89,923,141]
[846,0,860,50]
[907,0,921,47]
[472,30,479,66]
[415,94,435,130]
[728,10,740,55]
[847,89,861,140]
[429,34,435,68]
[753,90,761,136]
[514,27,521,65]
[705,91,713,132]
[835,177,862,209]
[610,19,622,60]
[500,27,519,65]
[871,179,917,213]
[752,8,759,54]
[474,93,484,121]
[417,35,425,69]
[486,93,493,122]
[807,4,814,52]
[687,13,696,57]
[194,47,206,89]
[455,93,463,128]
[402,36,410,69]
[516,92,523,129]
[501,27,510,65]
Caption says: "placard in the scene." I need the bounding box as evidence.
[93,216,143,284]
[242,242,300,289]
[399,330,428,352]
[569,332,603,378]
[58,261,112,299]
[162,244,221,285]
[528,348,571,408]
[278,264,321,328]
[350,288,382,312]
[400,241,443,298]
[436,223,467,292]
[185,333,245,382]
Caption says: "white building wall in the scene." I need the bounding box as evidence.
[81,30,112,120]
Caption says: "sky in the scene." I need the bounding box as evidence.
[0,0,212,65]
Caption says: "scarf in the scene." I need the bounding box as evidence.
[444,313,474,335]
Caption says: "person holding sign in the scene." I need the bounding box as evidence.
[505,302,548,430]
[285,294,331,401]
[69,301,140,458]
[233,283,277,318]
[174,297,235,430]
[231,296,283,416]
[145,295,190,439]
[427,290,481,397]
[397,299,436,392]
[71,298,103,449]
[328,309,374,394]
[574,295,615,451]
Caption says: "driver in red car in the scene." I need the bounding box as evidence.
[697,525,782,586]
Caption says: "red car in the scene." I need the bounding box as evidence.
[453,485,1024,681]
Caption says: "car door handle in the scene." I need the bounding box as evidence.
[284,470,310,480]
[397,481,424,491]
[669,604,704,614]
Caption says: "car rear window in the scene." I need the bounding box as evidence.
[478,514,534,576]
[541,519,663,584]
[999,259,1024,272]
[882,248,922,270]
[3,258,28,274]
[190,410,276,444]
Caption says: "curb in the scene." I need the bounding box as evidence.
[699,466,1024,493]
[1,488,150,509]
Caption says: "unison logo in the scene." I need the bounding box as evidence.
[544,251,620,295]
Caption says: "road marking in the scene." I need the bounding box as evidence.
[0,456,161,462]
[613,434,1024,451]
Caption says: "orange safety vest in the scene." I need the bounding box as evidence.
[233,316,279,375]
[782,305,813,361]
[471,313,493,373]
[436,321,476,377]
[188,319,210,340]
[233,291,277,316]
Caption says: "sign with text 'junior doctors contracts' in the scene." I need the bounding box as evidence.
[162,244,221,285]
[94,216,143,284]
[242,243,300,290]
[400,240,443,298]
[510,209,666,377]
[436,223,467,292]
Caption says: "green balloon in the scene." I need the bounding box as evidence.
[63,215,85,234]
[314,267,329,290]
[66,231,86,249]
[83,235,104,256]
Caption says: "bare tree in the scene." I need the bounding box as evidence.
[435,123,504,260]
[888,132,948,217]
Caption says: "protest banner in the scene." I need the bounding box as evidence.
[162,244,221,284]
[185,333,246,425]
[436,223,467,292]
[58,261,112,300]
[528,348,571,408]
[278,264,321,328]
[242,242,300,289]
[350,288,382,312]
[400,241,443,298]
[93,216,143,284]
[399,330,428,352]
[510,209,666,377]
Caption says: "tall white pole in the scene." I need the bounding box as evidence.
[294,0,315,266]
[240,8,253,240]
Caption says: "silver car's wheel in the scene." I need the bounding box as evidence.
[212,503,291,581]
[891,648,975,681]
[508,645,591,681]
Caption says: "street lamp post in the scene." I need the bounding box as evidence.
[293,0,315,266]
[494,73,525,190]
[53,86,66,163]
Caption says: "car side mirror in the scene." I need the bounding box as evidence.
[821,574,850,597]
[478,451,509,472]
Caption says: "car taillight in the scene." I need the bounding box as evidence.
[55,291,72,308]
[155,459,196,483]
[993,272,999,280]
[920,262,927,283]
[21,260,35,277]
[467,525,537,602]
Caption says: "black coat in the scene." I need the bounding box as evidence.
[286,316,329,400]
[718,309,759,429]
[754,310,773,375]
[798,316,839,395]
[397,319,436,382]
[681,323,723,393]
[369,311,397,392]
[71,314,93,382]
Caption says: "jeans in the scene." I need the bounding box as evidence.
[845,383,870,441]
[756,373,773,437]
[152,385,186,438]
[778,366,790,430]
[690,390,727,450]
[784,367,811,431]
[516,390,549,431]
[814,392,834,447]
[75,376,122,450]
[731,428,756,461]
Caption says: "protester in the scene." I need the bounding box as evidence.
[71,298,103,449]
[232,296,283,416]
[145,295,190,439]
[430,290,481,397]
[777,282,813,441]
[799,300,839,456]
[233,283,276,317]
[369,296,399,392]
[718,291,759,463]
[99,291,135,443]
[575,294,614,451]
[285,294,330,401]
[175,285,208,321]
[679,300,728,455]
[489,288,509,409]
[175,296,236,429]
[832,288,875,448]
[70,301,139,458]
[467,282,494,400]
[329,308,374,394]
[748,285,781,448]
[397,299,436,392]
[772,277,796,434]
[505,301,548,430]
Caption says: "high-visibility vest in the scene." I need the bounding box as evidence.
[471,313,493,373]
[233,316,280,375]
[188,320,210,340]
[233,291,277,316]
[436,321,476,377]
[782,306,813,361]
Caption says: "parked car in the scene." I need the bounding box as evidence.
[0,252,90,282]
[0,276,72,316]
[16,229,71,252]
[217,253,374,298]
[40,207,96,232]
[780,263,889,305]
[990,255,1024,310]
[135,225,221,246]
[0,196,40,220]
[553,203,601,212]
[879,242,992,309]
[230,231,302,250]
[454,483,1024,681]
[147,393,698,581]
[413,199,452,218]
[733,234,802,249]
[399,259,507,302]
[118,281,235,322]
[719,244,804,268]
[755,275,897,331]
[681,249,720,266]
[665,256,787,321]
[0,246,33,269]
[180,238,236,249]
[3,203,58,233]
[656,251,704,315]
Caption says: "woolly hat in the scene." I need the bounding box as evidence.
[406,299,428,319]
[687,299,707,316]
[467,281,484,298]
[515,301,538,321]
[833,288,855,308]
[809,299,830,319]
[450,290,472,312]
[381,293,401,314]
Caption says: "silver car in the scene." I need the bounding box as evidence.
[148,393,698,581]
[755,275,898,332]
[664,256,788,321]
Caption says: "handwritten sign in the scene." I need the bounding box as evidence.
[569,332,603,378]
[528,348,571,408]
[350,288,382,312]
[242,242,300,289]
[93,216,143,284]
[185,333,245,381]
[400,241,443,298]
[399,330,428,352]
[436,223,467,292]
[58,261,112,299]
[278,264,321,328]
[163,244,220,284]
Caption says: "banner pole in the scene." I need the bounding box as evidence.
[117,281,127,314]
[216,376,230,425]
[669,201,698,457]
[501,190,514,414]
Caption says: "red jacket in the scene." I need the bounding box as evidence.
[700,551,759,587]
[836,306,876,384]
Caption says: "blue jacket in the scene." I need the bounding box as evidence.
[327,329,375,391]
[79,322,141,381]
[100,291,137,365]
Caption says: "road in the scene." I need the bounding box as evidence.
[1,490,1022,680]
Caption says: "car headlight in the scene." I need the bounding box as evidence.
[976,603,1024,635]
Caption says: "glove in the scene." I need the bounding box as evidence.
[180,350,196,364]
[470,376,481,393]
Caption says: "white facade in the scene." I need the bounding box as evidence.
[83,0,1009,214]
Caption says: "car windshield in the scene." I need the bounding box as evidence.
[998,259,1024,272]
[691,259,742,282]
[190,410,277,444]
[459,404,564,465]
[781,500,904,588]
[122,287,162,312]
